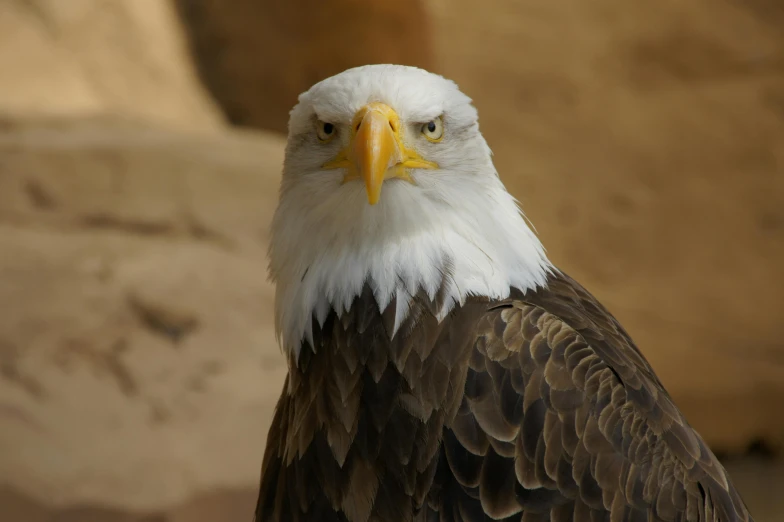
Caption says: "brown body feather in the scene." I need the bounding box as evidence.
[255,271,753,522]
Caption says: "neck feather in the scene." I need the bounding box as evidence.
[269,174,552,359]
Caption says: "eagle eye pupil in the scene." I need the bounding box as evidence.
[323,123,334,134]
[427,121,436,133]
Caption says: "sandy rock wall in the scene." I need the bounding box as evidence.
[174,0,436,133]
[0,118,283,516]
[0,0,222,130]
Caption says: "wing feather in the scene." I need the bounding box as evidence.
[433,271,753,522]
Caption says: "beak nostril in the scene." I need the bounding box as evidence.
[355,122,362,132]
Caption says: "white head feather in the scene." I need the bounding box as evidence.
[268,64,552,358]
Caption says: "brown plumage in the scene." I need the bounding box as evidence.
[254,270,753,522]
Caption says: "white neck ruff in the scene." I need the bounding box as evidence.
[268,170,553,359]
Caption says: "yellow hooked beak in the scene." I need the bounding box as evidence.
[322,102,438,205]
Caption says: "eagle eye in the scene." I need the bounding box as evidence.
[316,120,336,142]
[421,116,444,142]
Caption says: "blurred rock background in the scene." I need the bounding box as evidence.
[0,0,782,521]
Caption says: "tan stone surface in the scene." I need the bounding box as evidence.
[0,118,283,512]
[175,0,435,133]
[0,1,223,130]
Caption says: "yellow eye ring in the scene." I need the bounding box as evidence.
[316,120,336,142]
[421,117,444,142]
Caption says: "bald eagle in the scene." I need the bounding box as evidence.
[255,65,753,522]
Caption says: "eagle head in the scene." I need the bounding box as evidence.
[268,65,551,357]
